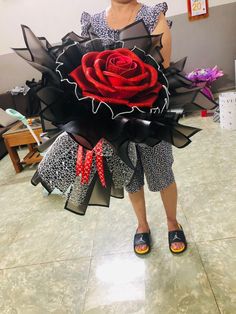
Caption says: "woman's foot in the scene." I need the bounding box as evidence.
[167,219,186,252]
[134,224,151,254]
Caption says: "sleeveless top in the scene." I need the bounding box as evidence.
[80,2,171,40]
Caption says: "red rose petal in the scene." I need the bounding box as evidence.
[106,54,132,68]
[81,51,99,72]
[106,54,133,75]
[112,83,150,99]
[69,65,96,93]
[108,59,138,77]
[94,59,110,85]
[137,82,163,98]
[129,84,163,108]
[85,67,116,97]
[103,71,149,87]
[71,48,161,110]
[143,63,158,89]
[120,63,140,78]
[96,50,117,62]
[114,48,146,74]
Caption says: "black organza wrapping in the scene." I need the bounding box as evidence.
[13,22,217,214]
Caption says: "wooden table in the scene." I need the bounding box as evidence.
[2,121,43,173]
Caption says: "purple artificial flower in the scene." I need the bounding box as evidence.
[187,66,224,84]
[187,66,224,100]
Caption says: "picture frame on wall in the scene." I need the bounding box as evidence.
[187,0,209,20]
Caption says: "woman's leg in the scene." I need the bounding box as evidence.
[128,187,150,252]
[127,143,185,253]
[160,182,185,251]
[129,182,185,252]
[139,142,185,251]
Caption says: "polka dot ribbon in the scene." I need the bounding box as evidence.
[76,140,106,187]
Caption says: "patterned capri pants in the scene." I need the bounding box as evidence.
[125,141,175,193]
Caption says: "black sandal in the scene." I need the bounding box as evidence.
[134,231,151,255]
[168,224,187,254]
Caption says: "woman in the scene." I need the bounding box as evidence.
[80,0,187,255]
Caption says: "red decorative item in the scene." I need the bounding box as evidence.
[76,145,84,176]
[187,0,209,21]
[76,140,106,187]
[201,110,208,117]
[94,141,106,187]
[82,150,94,184]
[69,48,162,108]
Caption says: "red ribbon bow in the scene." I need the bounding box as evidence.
[76,140,106,187]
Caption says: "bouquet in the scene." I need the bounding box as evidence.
[187,66,224,100]
[12,22,217,213]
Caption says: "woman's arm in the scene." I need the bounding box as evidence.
[152,12,172,69]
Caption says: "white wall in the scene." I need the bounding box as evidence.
[0,0,235,55]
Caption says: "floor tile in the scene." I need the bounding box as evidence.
[0,259,90,314]
[84,245,219,314]
[198,238,236,314]
[144,247,219,314]
[0,180,53,216]
[0,208,96,269]
[0,148,37,187]
[173,121,236,186]
[177,179,236,241]
[91,196,136,256]
[0,210,29,262]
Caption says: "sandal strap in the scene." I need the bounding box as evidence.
[134,232,151,247]
[168,229,186,244]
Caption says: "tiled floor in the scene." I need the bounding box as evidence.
[0,115,235,314]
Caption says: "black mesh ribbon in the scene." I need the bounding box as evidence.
[13,22,217,160]
[14,22,217,214]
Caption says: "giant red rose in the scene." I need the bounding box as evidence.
[69,48,162,108]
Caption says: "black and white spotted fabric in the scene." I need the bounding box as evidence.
[125,142,174,192]
[38,133,137,206]
[81,2,175,193]
[81,2,172,39]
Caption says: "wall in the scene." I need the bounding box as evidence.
[171,2,236,92]
[0,0,235,92]
[0,0,235,55]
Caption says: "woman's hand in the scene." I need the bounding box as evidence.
[152,12,172,69]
